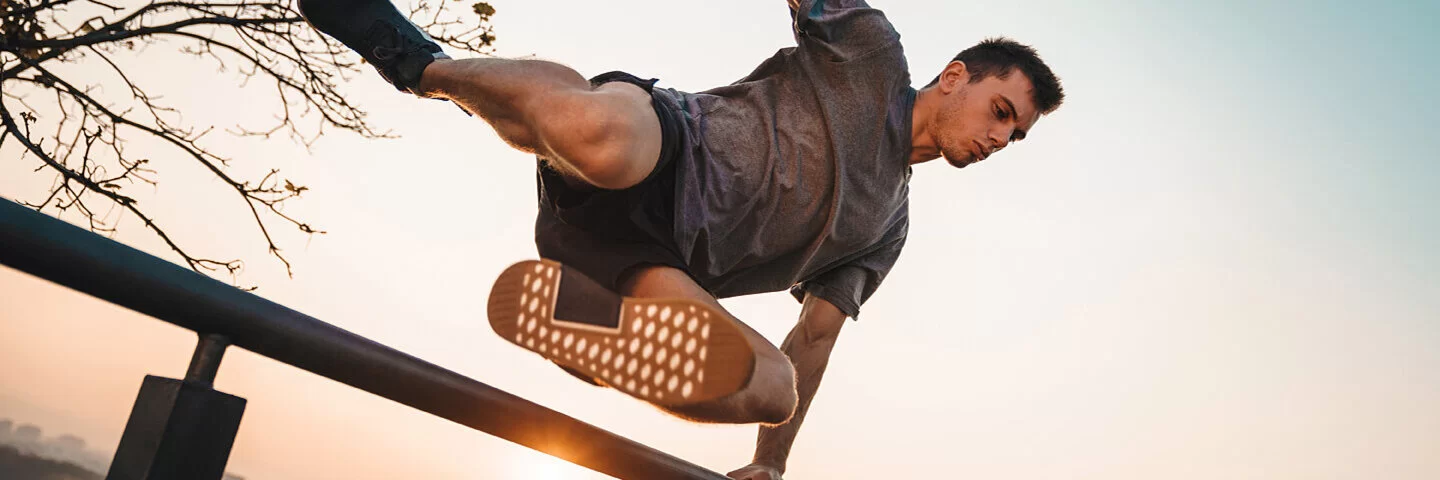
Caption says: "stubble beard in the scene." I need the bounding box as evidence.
[933,91,974,168]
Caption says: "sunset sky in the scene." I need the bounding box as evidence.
[2,0,1438,479]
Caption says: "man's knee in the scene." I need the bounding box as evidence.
[536,85,661,190]
[660,351,798,425]
[754,360,799,425]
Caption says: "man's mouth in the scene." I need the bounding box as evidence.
[972,141,989,163]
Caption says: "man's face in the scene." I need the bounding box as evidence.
[932,67,1041,169]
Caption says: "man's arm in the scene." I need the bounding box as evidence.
[783,0,900,62]
[729,293,848,479]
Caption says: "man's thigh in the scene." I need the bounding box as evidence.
[543,79,662,190]
[618,265,722,310]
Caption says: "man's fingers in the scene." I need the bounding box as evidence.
[726,465,781,480]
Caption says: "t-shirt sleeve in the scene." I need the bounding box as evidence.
[790,0,902,62]
[789,228,907,319]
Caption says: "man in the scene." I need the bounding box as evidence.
[298,0,1063,477]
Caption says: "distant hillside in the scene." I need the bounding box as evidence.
[0,444,102,480]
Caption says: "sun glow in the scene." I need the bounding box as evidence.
[504,447,597,480]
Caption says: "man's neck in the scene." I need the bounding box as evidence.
[908,87,942,165]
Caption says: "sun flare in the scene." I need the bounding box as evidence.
[505,448,597,480]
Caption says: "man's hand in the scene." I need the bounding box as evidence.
[728,463,783,480]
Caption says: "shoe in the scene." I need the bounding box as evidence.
[488,259,756,406]
[552,360,603,387]
[297,0,448,93]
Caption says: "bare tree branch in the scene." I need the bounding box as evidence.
[1,101,244,274]
[1,0,498,285]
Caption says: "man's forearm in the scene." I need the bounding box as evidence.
[752,296,846,472]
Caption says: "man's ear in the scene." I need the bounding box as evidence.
[939,60,969,94]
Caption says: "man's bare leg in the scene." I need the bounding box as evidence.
[619,266,799,426]
[416,58,662,189]
[297,1,655,189]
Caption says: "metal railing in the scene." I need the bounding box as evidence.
[0,198,728,480]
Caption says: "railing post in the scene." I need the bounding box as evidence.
[184,334,229,387]
[105,334,247,480]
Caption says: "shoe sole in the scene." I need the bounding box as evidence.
[488,259,755,406]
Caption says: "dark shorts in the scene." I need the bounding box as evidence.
[533,71,689,291]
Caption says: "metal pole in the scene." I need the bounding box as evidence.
[0,199,727,480]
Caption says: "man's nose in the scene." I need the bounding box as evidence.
[988,128,1012,152]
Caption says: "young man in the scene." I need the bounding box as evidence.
[299,0,1063,477]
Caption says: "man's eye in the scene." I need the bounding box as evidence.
[994,106,1006,119]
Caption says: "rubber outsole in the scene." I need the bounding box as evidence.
[488,259,755,406]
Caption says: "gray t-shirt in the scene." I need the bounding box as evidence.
[652,0,913,318]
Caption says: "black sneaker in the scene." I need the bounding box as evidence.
[297,0,448,94]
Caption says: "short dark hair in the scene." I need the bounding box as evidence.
[926,37,1065,115]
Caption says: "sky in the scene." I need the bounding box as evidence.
[2,0,1438,479]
